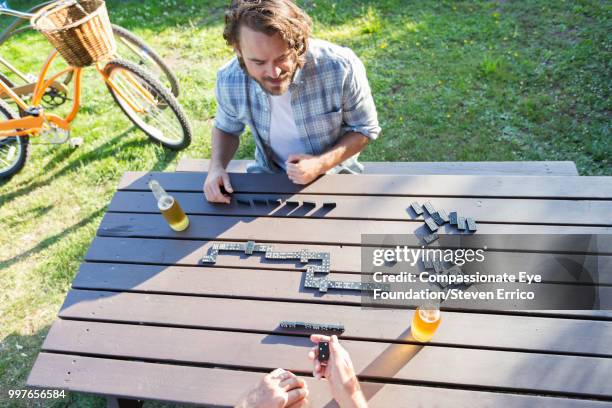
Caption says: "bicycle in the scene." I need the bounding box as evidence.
[0,0,180,98]
[0,0,192,180]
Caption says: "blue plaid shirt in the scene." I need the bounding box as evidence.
[214,39,380,173]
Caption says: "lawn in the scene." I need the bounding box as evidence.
[0,0,610,406]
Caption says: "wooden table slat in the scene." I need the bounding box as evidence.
[84,236,612,284]
[28,353,609,408]
[59,289,612,356]
[71,263,612,318]
[107,191,612,226]
[41,319,612,399]
[97,212,612,252]
[118,172,612,199]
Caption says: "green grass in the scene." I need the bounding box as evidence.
[0,0,610,406]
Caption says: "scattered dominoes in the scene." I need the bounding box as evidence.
[424,217,439,232]
[457,216,467,231]
[411,201,424,216]
[437,209,450,223]
[466,217,478,232]
[423,201,436,216]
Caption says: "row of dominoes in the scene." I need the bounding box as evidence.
[303,265,389,293]
[201,241,330,273]
[234,197,337,210]
[201,242,376,295]
[280,321,345,333]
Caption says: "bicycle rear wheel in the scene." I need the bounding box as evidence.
[0,99,29,180]
[104,59,191,150]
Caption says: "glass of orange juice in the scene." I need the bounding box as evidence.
[410,303,441,342]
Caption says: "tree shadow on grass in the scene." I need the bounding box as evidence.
[0,128,147,207]
[4,203,53,228]
[40,142,81,173]
[150,147,179,172]
[0,206,107,270]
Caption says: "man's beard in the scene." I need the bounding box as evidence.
[238,56,296,95]
[258,73,292,95]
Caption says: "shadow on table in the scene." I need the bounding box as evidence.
[357,328,424,402]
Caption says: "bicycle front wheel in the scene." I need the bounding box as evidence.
[0,99,29,180]
[112,24,180,97]
[104,59,191,150]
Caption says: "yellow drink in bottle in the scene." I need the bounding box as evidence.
[158,195,189,231]
[149,180,189,232]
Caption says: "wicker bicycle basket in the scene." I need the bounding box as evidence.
[31,0,116,67]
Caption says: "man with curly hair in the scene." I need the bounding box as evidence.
[204,0,380,203]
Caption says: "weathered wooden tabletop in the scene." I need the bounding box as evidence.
[27,171,612,407]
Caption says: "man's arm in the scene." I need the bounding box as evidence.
[316,131,369,173]
[287,48,378,185]
[286,132,369,184]
[203,127,240,203]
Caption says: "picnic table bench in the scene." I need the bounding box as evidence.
[27,169,612,407]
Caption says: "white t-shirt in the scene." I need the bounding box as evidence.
[268,90,301,169]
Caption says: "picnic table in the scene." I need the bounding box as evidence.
[27,169,612,407]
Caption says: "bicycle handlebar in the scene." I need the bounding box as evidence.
[0,0,82,20]
[0,6,34,20]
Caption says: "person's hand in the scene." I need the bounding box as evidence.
[285,154,324,185]
[308,335,368,408]
[203,165,233,203]
[235,368,309,408]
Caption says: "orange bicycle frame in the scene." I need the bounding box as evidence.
[0,48,159,139]
[0,50,81,138]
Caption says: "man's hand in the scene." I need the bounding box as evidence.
[203,165,234,203]
[285,154,324,185]
[235,368,309,408]
[308,335,368,408]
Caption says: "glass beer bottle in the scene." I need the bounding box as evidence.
[148,179,189,231]
[411,304,441,342]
